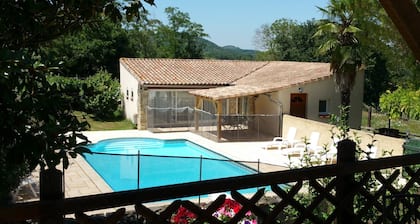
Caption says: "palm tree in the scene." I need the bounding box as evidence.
[314,0,363,132]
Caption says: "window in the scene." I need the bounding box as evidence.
[147,90,196,128]
[318,100,329,117]
[130,90,134,101]
[239,97,248,114]
[126,89,129,100]
[202,100,216,114]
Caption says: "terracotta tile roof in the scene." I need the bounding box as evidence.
[190,61,332,100]
[120,58,268,86]
[236,61,331,87]
[120,58,332,100]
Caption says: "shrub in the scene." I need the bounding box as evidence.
[47,75,85,111]
[84,70,121,120]
[380,87,420,120]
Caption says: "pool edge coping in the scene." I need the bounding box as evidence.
[73,154,113,194]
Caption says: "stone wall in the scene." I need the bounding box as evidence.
[138,88,148,130]
[282,114,405,157]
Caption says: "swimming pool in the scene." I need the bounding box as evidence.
[83,138,257,191]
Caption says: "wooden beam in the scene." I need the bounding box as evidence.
[379,0,420,61]
[194,97,202,131]
[216,100,222,141]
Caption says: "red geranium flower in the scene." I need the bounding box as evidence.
[171,206,197,224]
[222,198,242,214]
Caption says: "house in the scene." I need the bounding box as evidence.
[119,58,364,141]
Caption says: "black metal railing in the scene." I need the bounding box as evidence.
[194,112,282,142]
[82,151,263,192]
[146,107,282,141]
[0,141,419,223]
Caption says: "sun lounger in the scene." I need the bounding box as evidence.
[262,127,299,150]
[360,146,377,160]
[319,137,339,164]
[280,132,323,158]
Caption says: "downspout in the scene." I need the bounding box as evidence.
[137,84,142,130]
[138,84,147,130]
[263,93,283,136]
[194,97,202,131]
[216,100,223,141]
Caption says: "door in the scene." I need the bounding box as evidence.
[290,93,307,118]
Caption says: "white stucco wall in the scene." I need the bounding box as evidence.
[255,71,364,129]
[282,114,404,157]
[120,63,139,124]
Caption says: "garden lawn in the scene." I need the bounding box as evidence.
[74,111,136,131]
[361,110,420,136]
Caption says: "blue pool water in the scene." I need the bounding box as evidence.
[83,138,257,191]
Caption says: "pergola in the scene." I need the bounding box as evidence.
[380,0,420,61]
[189,61,332,141]
[191,85,277,141]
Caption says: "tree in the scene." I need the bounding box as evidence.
[0,0,155,203]
[363,53,391,109]
[254,19,329,62]
[314,0,363,132]
[0,0,155,50]
[40,19,134,78]
[39,6,210,77]
[125,11,161,58]
[254,20,294,60]
[155,7,208,58]
[354,0,420,91]
[326,0,420,110]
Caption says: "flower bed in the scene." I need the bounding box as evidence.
[171,198,257,224]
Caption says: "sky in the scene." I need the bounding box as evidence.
[146,0,330,50]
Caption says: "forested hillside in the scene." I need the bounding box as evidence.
[201,39,259,60]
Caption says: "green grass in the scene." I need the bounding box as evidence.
[74,111,136,131]
[361,110,420,136]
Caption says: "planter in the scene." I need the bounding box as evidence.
[403,138,420,155]
[40,168,64,224]
[40,168,64,201]
[376,128,401,138]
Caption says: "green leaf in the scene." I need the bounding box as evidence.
[75,146,92,155]
[343,25,362,34]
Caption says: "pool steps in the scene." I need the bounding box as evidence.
[103,140,165,153]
